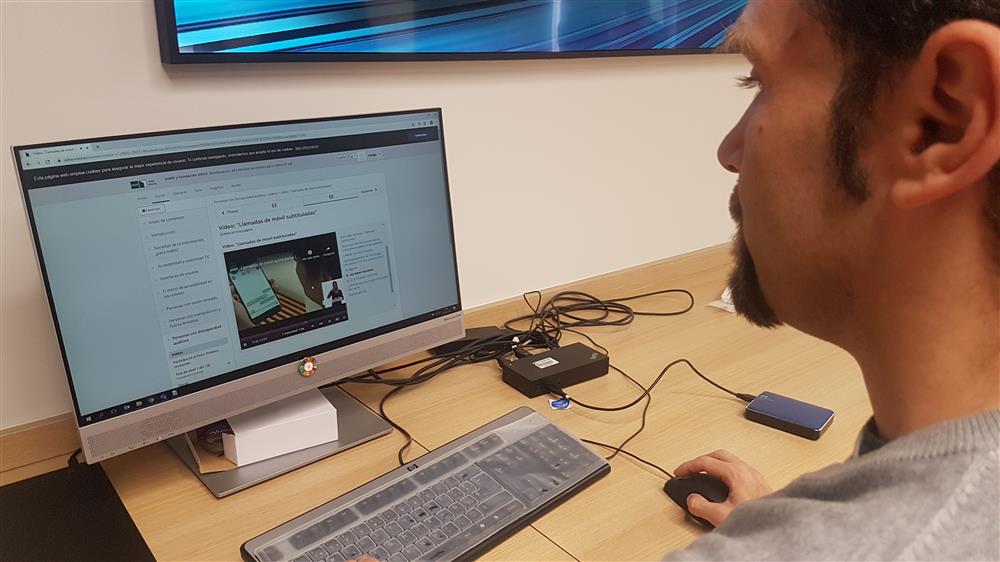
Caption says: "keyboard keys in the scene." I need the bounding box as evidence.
[479,491,514,515]
[429,529,448,544]
[384,538,404,553]
[416,536,436,553]
[352,521,370,537]
[340,544,361,560]
[335,530,357,546]
[413,452,466,485]
[370,529,389,544]
[356,536,376,553]
[441,522,461,537]
[356,480,417,515]
[246,413,607,562]
[454,465,482,481]
[289,509,358,549]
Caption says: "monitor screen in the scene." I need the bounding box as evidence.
[155,0,747,63]
[14,110,461,437]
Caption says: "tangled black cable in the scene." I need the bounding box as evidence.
[501,288,695,359]
[337,287,696,465]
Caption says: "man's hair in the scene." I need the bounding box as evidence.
[802,0,1000,261]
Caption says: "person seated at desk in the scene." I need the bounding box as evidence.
[666,1,1000,560]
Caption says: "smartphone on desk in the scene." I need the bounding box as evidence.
[745,391,835,440]
[229,263,281,324]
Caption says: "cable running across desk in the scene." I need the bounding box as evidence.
[337,287,698,464]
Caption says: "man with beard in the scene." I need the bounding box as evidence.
[664,1,1000,560]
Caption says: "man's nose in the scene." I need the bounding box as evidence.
[717,111,748,174]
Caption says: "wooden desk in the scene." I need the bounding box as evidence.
[102,245,871,561]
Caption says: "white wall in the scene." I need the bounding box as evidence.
[0,1,751,429]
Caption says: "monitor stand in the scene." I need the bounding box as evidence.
[167,385,391,498]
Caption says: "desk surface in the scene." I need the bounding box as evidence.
[102,245,871,561]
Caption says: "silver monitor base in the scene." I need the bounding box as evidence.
[167,386,391,498]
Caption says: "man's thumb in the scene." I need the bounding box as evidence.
[687,494,727,525]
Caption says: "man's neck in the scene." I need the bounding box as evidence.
[843,202,999,440]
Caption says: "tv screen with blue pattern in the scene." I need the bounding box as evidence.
[156,0,747,62]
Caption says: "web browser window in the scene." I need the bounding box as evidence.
[16,111,459,425]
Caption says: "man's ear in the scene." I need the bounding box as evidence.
[891,20,1000,209]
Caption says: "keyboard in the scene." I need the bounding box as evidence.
[241,407,610,562]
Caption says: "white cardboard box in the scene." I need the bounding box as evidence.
[223,388,339,467]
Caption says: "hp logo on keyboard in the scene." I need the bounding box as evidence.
[406,464,419,471]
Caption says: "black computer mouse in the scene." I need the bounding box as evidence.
[663,473,730,528]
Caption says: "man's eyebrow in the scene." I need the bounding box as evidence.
[718,19,756,59]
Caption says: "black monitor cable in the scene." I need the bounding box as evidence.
[546,359,755,463]
[580,439,674,480]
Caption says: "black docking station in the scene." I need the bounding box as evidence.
[501,343,609,398]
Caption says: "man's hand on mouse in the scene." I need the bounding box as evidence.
[674,449,772,527]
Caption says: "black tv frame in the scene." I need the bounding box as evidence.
[154,0,717,64]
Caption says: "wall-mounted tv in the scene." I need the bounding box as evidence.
[155,0,747,63]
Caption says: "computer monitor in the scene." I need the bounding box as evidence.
[13,109,463,468]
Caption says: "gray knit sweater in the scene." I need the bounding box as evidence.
[665,410,1000,561]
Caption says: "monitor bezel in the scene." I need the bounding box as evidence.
[153,0,719,64]
[13,107,462,428]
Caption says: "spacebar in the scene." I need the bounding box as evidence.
[426,501,527,561]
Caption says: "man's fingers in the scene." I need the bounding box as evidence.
[707,449,738,462]
[674,456,733,485]
[687,494,730,527]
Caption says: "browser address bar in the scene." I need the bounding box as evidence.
[59,132,313,164]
